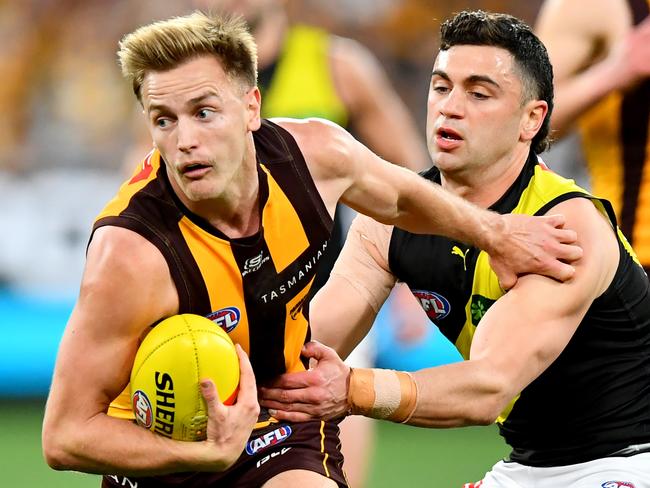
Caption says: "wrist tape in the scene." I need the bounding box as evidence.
[348,368,418,423]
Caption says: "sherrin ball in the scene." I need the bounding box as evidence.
[130,313,240,441]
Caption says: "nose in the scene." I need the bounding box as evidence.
[437,87,465,119]
[176,117,198,153]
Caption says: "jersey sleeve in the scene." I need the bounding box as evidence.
[330,214,396,313]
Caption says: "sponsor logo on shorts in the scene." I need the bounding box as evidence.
[602,482,636,488]
[256,447,292,468]
[107,475,138,487]
[413,290,451,321]
[132,390,153,429]
[246,425,292,455]
[207,307,240,333]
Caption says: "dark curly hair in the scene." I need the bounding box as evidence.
[440,10,554,154]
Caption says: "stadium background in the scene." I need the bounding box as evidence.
[1,0,555,486]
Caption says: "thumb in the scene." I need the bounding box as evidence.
[302,340,337,362]
[492,261,516,290]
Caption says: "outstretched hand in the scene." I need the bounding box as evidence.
[199,344,260,471]
[488,213,582,289]
[258,341,350,422]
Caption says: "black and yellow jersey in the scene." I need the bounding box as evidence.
[259,24,348,126]
[389,152,650,466]
[578,0,650,268]
[95,120,332,418]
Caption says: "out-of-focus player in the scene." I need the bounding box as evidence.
[536,0,650,271]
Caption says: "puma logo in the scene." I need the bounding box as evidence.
[451,245,468,270]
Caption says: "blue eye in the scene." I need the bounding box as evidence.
[197,108,214,119]
[156,118,170,128]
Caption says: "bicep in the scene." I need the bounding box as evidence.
[470,198,618,395]
[47,227,177,421]
[277,117,418,223]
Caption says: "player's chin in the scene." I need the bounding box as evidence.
[183,181,220,202]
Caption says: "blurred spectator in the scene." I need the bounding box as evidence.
[536,0,650,270]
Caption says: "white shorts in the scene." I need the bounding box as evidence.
[477,452,650,488]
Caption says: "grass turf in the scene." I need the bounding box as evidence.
[4,399,508,487]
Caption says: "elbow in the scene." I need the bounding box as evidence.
[465,380,514,426]
[42,423,79,471]
[42,438,68,471]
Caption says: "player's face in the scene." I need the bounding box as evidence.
[426,45,531,178]
[141,55,261,203]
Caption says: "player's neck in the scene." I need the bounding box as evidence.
[440,146,530,208]
[180,147,262,239]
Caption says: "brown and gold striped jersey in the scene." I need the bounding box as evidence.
[578,0,650,269]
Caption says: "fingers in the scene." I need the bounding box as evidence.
[553,242,582,262]
[552,227,578,244]
[541,213,566,229]
[266,408,315,423]
[301,340,336,361]
[200,379,225,425]
[259,384,315,405]
[236,344,257,395]
[263,371,314,389]
[543,260,576,282]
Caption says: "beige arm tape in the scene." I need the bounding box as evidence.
[330,215,396,314]
[348,368,419,423]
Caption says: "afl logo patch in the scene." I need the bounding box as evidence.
[246,425,293,455]
[602,482,636,488]
[207,307,240,333]
[132,390,153,429]
[412,290,451,321]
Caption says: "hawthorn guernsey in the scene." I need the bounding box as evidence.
[130,314,240,441]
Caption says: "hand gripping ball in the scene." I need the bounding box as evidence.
[130,314,240,441]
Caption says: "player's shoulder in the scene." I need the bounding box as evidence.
[83,225,178,320]
[272,117,356,178]
[88,226,167,280]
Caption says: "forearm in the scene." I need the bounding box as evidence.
[348,361,509,428]
[43,411,219,475]
[391,174,498,250]
[407,361,508,427]
[552,58,625,133]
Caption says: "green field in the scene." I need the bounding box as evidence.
[3,400,508,487]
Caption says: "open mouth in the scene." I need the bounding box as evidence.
[438,128,462,140]
[181,162,210,175]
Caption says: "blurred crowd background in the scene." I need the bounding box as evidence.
[0,0,546,295]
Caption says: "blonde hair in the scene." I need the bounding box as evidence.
[118,11,258,101]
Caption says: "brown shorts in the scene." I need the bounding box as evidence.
[102,415,347,487]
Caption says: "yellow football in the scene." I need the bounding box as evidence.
[130,314,240,441]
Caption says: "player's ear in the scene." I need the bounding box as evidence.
[521,99,547,143]
[246,86,261,131]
